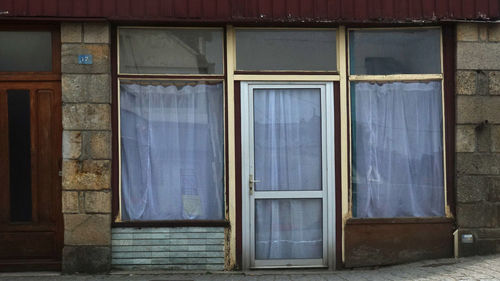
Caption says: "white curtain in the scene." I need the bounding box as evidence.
[253,89,323,259]
[120,82,224,221]
[255,199,322,260]
[352,81,445,218]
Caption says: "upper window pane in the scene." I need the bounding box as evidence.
[119,28,224,75]
[236,29,337,71]
[254,88,322,191]
[0,31,52,72]
[349,29,441,75]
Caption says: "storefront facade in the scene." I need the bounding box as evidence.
[0,0,499,273]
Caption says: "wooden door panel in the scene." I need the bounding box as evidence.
[0,232,56,259]
[34,88,57,223]
[0,223,56,232]
[0,82,62,270]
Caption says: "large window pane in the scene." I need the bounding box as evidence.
[236,29,337,71]
[0,32,52,72]
[119,28,224,74]
[351,81,444,218]
[255,199,323,260]
[120,80,224,220]
[253,88,322,191]
[349,29,441,75]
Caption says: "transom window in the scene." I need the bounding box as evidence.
[119,27,224,75]
[235,28,337,71]
[0,31,53,72]
[349,29,441,75]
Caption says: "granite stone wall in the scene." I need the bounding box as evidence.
[60,22,112,273]
[456,23,500,256]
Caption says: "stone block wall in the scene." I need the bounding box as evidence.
[456,23,500,256]
[60,22,112,273]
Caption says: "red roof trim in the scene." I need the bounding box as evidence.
[0,0,498,22]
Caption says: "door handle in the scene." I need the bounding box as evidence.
[249,174,260,195]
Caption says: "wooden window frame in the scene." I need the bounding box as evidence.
[341,24,456,268]
[345,25,456,222]
[110,24,456,267]
[112,25,229,227]
[0,23,63,270]
[0,24,61,82]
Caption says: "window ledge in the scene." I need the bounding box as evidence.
[112,220,230,228]
[346,217,454,225]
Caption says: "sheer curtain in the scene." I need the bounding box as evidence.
[352,81,444,218]
[120,82,224,221]
[253,89,323,260]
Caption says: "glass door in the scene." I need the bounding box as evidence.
[241,82,335,269]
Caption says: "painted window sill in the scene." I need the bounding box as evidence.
[112,220,230,228]
[346,217,454,225]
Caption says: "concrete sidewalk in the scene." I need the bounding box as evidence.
[1,254,499,281]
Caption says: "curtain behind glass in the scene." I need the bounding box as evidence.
[352,81,444,218]
[120,82,224,220]
[255,199,323,260]
[254,89,322,191]
[253,88,323,259]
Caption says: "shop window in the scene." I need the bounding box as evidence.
[235,29,337,71]
[349,28,445,218]
[118,28,225,221]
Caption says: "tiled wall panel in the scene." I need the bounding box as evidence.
[112,227,225,270]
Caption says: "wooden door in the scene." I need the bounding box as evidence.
[0,81,62,271]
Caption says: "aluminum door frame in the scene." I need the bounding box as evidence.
[240,81,335,270]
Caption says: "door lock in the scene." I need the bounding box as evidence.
[249,174,260,195]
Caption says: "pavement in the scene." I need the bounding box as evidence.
[0,254,499,281]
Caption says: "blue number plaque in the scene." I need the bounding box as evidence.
[78,55,93,65]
